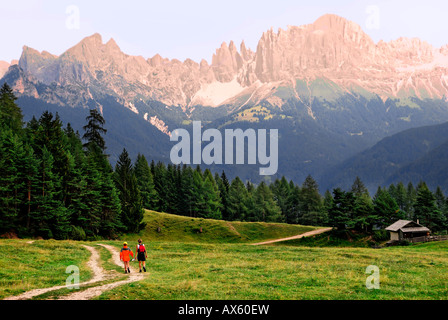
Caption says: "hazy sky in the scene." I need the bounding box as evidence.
[1,0,448,63]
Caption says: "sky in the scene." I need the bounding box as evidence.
[1,0,448,63]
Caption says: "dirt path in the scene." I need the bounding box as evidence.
[58,244,145,300]
[250,227,333,246]
[4,244,145,301]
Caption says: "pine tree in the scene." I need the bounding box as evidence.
[179,165,195,217]
[200,169,222,219]
[153,161,168,212]
[394,182,407,212]
[351,177,374,232]
[271,176,290,221]
[134,154,158,210]
[82,108,107,152]
[165,164,181,214]
[20,144,39,232]
[328,188,355,230]
[97,162,123,237]
[434,186,445,212]
[414,183,446,232]
[216,171,230,220]
[373,187,403,229]
[0,82,23,133]
[227,176,249,221]
[285,184,301,224]
[351,176,369,198]
[252,181,282,222]
[299,175,325,225]
[114,148,145,233]
[0,130,26,233]
[405,182,417,219]
[31,146,70,239]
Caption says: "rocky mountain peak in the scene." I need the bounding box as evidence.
[7,14,448,110]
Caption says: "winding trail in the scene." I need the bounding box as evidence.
[59,244,144,300]
[4,244,145,301]
[250,227,333,246]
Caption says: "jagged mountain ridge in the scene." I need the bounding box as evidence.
[11,14,448,113]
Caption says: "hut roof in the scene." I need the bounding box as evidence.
[385,220,430,232]
[401,227,430,233]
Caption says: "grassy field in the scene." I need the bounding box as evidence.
[95,240,448,300]
[1,211,447,300]
[0,239,93,299]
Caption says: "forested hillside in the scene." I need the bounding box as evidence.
[1,82,447,241]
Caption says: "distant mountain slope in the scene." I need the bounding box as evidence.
[320,121,448,193]
[385,139,448,192]
[15,95,172,166]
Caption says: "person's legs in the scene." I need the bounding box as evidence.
[124,261,130,273]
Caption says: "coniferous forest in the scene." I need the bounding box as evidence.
[1,82,447,240]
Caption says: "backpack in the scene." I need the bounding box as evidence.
[137,244,145,253]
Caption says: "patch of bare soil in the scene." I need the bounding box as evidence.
[250,227,333,245]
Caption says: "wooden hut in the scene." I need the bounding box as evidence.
[385,220,430,242]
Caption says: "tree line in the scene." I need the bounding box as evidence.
[1,82,447,240]
[0,83,144,239]
[145,164,448,234]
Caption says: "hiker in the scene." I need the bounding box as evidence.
[119,242,134,274]
[136,238,148,272]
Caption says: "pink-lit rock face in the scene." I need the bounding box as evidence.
[0,61,10,79]
[10,14,448,109]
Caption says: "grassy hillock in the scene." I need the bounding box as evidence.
[123,210,321,244]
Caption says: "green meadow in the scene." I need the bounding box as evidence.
[1,211,447,300]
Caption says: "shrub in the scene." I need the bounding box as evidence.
[372,230,389,242]
[70,225,86,241]
[397,239,411,246]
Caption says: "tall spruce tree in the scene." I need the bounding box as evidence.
[271,176,291,221]
[285,184,301,224]
[0,130,26,233]
[31,146,70,239]
[0,82,23,133]
[299,175,325,225]
[114,148,145,233]
[82,108,107,152]
[328,188,355,230]
[216,171,230,220]
[134,154,158,210]
[200,169,222,219]
[227,176,249,221]
[414,183,446,232]
[373,187,404,229]
[252,181,282,222]
[351,177,374,232]
[179,165,195,217]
